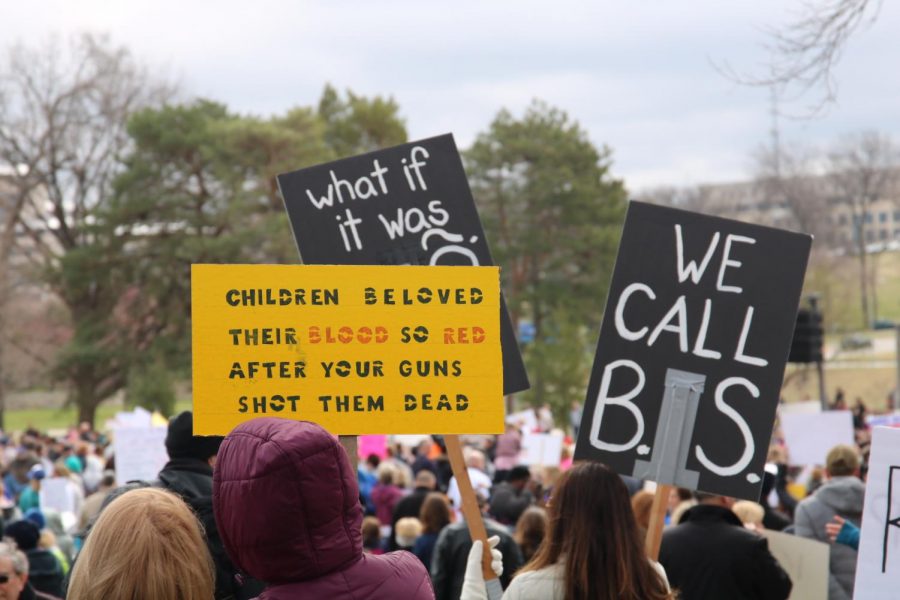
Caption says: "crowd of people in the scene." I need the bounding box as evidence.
[0,397,879,599]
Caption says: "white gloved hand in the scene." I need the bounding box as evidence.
[486,535,503,578]
[460,536,504,600]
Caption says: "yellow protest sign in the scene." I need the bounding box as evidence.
[191,264,503,436]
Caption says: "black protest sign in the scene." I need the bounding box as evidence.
[574,201,811,500]
[277,134,529,395]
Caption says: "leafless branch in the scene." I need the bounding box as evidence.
[717,0,882,116]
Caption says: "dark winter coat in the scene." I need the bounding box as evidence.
[159,457,264,600]
[794,476,865,600]
[430,519,523,600]
[24,548,63,598]
[389,486,431,551]
[659,504,792,600]
[213,418,434,600]
[20,582,60,600]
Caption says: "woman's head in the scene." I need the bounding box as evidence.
[213,418,363,584]
[0,542,29,600]
[361,516,382,549]
[513,506,548,563]
[419,492,452,534]
[524,462,671,600]
[377,463,397,486]
[67,487,214,600]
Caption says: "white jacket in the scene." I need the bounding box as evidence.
[501,560,669,600]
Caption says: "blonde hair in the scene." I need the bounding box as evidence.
[68,487,214,600]
[38,530,57,549]
[732,501,765,527]
[375,462,398,485]
[395,517,423,547]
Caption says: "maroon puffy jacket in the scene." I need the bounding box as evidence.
[213,418,434,600]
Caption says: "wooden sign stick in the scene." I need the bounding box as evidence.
[340,435,358,470]
[645,483,672,560]
[445,434,502,598]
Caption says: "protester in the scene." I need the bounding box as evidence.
[0,541,59,600]
[414,492,452,568]
[430,491,522,600]
[461,462,670,600]
[213,418,434,599]
[852,397,867,429]
[630,490,653,538]
[390,470,436,550]
[17,467,42,513]
[659,493,791,600]
[372,464,406,527]
[395,517,423,551]
[3,521,63,598]
[362,516,385,554]
[384,446,414,490]
[358,454,381,515]
[794,444,864,600]
[732,500,765,532]
[411,439,437,476]
[67,487,214,599]
[665,487,692,524]
[77,471,114,532]
[5,454,37,503]
[158,410,261,600]
[446,449,492,519]
[38,510,73,569]
[759,469,792,530]
[489,466,533,526]
[807,466,825,495]
[36,530,68,577]
[433,446,454,492]
[512,506,547,564]
[62,454,82,478]
[492,425,522,481]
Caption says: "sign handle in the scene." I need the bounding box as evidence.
[340,435,358,470]
[645,483,671,561]
[445,434,501,591]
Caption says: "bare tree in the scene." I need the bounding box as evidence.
[828,131,897,328]
[722,0,882,115]
[0,34,172,425]
[753,141,832,240]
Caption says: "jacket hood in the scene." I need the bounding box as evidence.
[158,458,214,500]
[213,418,362,585]
[815,476,865,515]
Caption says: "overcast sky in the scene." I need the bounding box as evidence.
[4,0,899,191]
